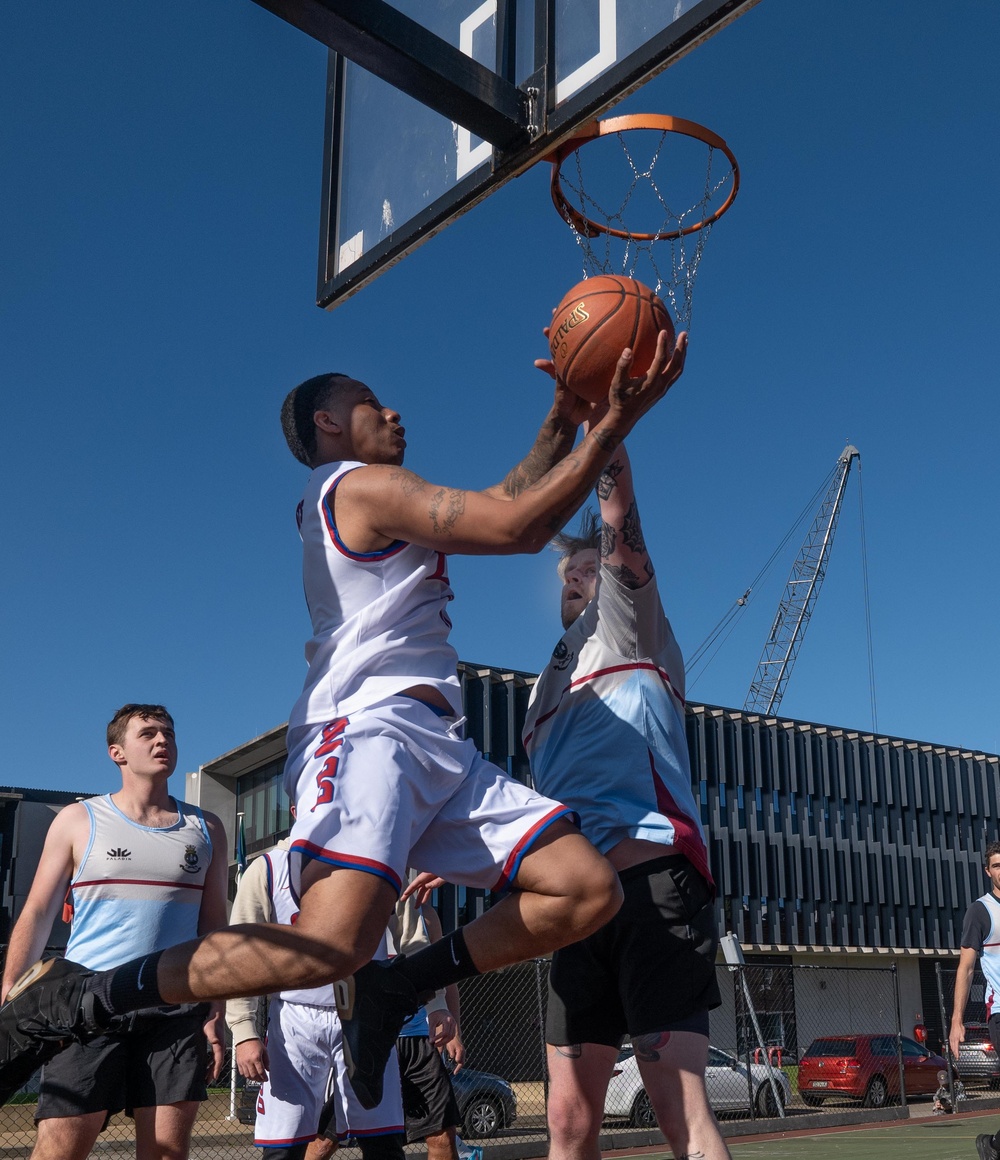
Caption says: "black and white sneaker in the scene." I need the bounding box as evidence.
[334,960,419,1109]
[0,958,101,1105]
[976,1135,999,1160]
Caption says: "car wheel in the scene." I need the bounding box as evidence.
[463,1094,504,1139]
[863,1076,888,1108]
[801,1094,823,1108]
[756,1082,785,1116]
[630,1091,657,1129]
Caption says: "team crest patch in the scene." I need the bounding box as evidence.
[180,844,201,874]
[552,640,575,672]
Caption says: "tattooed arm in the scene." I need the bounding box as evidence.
[334,333,687,557]
[482,382,594,501]
[594,445,654,591]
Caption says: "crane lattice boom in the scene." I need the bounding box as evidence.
[744,444,860,716]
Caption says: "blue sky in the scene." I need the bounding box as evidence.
[2,1,998,798]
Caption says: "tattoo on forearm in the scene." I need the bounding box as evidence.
[554,1044,582,1059]
[590,428,621,454]
[502,423,576,497]
[596,460,623,500]
[428,488,466,535]
[388,469,428,496]
[604,561,643,588]
[621,501,646,554]
[599,522,616,559]
[633,1031,672,1062]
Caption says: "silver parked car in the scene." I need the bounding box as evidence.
[604,1044,791,1127]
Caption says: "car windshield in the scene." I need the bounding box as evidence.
[805,1038,857,1057]
[963,1027,991,1044]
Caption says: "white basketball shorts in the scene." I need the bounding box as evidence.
[253,997,403,1148]
[284,694,573,899]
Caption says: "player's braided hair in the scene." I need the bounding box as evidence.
[107,704,173,748]
[280,373,353,467]
[552,509,602,580]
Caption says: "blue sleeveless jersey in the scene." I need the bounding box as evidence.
[64,794,211,970]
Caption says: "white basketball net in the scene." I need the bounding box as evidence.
[554,128,736,332]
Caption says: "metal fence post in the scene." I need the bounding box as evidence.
[891,963,907,1107]
[534,956,549,1136]
[936,961,957,1106]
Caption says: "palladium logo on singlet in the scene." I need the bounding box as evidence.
[106,847,132,860]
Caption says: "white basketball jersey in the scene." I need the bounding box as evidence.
[264,845,389,1006]
[288,460,462,729]
[264,847,337,1007]
[977,892,1000,1016]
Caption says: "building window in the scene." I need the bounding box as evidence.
[236,758,292,855]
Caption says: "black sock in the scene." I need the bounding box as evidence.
[392,928,480,997]
[89,951,166,1022]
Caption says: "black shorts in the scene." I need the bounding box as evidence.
[36,1004,210,1120]
[546,853,721,1048]
[396,1036,460,1143]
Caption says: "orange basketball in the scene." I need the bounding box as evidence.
[548,275,675,403]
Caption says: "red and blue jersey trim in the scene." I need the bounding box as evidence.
[256,1133,317,1147]
[492,805,577,895]
[322,468,408,561]
[289,840,403,900]
[524,661,683,748]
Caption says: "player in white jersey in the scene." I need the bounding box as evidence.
[950,842,1000,1160]
[0,331,688,1117]
[523,434,729,1160]
[227,836,404,1160]
[0,704,229,1160]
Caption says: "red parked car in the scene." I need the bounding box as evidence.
[798,1034,947,1108]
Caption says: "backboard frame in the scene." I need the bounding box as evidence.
[313,0,760,309]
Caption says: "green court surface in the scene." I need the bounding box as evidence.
[621,1113,996,1160]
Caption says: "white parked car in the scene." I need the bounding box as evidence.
[604,1044,791,1127]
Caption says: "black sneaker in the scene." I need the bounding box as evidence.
[0,958,101,1105]
[976,1135,999,1160]
[334,960,419,1109]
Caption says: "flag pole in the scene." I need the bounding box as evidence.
[228,812,247,1121]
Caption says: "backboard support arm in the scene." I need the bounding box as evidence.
[251,0,534,151]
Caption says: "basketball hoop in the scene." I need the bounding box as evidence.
[546,114,740,330]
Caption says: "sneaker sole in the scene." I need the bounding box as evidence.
[4,959,62,1005]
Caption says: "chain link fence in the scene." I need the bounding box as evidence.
[0,958,941,1157]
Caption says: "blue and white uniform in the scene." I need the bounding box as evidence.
[230,845,404,1151]
[284,461,571,899]
[65,794,210,970]
[523,567,711,885]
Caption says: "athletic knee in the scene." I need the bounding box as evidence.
[546,1085,604,1145]
[424,1129,457,1160]
[358,1132,406,1160]
[567,852,622,938]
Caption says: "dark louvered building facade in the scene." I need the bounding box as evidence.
[189,661,1000,959]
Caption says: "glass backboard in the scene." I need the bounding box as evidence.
[317,0,759,308]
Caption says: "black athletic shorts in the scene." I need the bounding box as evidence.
[546,853,721,1048]
[396,1035,460,1143]
[36,1003,211,1120]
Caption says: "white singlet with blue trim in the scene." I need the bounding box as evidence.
[64,794,211,971]
[288,460,462,728]
[264,846,337,1007]
[974,892,1000,1016]
[523,566,711,885]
